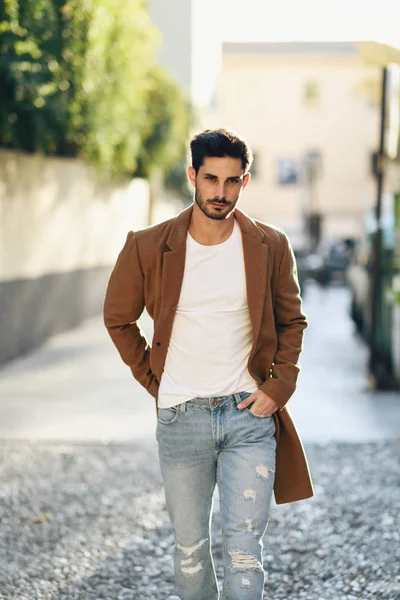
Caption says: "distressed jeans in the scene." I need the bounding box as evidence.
[155,391,277,600]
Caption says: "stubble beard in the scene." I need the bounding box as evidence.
[194,188,237,221]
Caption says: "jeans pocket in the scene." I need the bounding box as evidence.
[246,408,273,419]
[235,391,271,419]
[157,406,180,425]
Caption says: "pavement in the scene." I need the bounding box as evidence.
[1,439,398,600]
[0,279,399,444]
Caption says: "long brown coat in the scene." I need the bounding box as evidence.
[103,204,314,504]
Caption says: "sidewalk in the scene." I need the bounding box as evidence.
[291,281,400,442]
[0,310,156,441]
[0,281,398,443]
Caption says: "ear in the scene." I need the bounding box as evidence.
[242,172,251,189]
[187,166,197,188]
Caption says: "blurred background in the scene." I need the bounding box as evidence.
[1,0,400,435]
[0,2,400,598]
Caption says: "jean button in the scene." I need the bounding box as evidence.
[212,400,223,407]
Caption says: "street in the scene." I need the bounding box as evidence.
[0,281,399,599]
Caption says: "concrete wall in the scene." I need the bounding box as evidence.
[148,0,222,118]
[0,150,151,364]
[148,0,193,94]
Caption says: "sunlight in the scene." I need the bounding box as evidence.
[219,0,400,45]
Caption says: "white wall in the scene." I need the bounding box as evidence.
[191,0,222,110]
[0,150,150,281]
[149,0,222,119]
[148,0,193,94]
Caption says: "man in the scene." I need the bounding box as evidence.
[103,128,314,600]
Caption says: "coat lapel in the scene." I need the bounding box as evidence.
[152,206,192,374]
[159,204,193,322]
[234,208,268,347]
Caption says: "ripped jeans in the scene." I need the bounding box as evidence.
[156,391,276,600]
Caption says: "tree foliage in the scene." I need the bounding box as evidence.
[135,64,191,178]
[0,0,190,177]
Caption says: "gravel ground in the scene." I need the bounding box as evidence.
[0,439,399,600]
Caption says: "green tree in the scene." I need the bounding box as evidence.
[135,65,191,178]
[0,0,191,178]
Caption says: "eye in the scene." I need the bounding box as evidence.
[205,175,216,181]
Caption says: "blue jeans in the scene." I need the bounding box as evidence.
[156,391,277,600]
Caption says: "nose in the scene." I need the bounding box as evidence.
[215,182,226,200]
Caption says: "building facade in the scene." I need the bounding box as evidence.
[216,41,381,248]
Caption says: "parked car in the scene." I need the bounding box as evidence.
[346,236,372,336]
[304,237,354,286]
[293,248,308,297]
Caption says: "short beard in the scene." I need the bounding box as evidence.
[194,189,236,221]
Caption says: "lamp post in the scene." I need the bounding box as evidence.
[368,67,388,388]
[368,62,400,389]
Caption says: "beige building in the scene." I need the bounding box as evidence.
[216,41,384,249]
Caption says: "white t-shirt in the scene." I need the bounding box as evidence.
[157,217,259,408]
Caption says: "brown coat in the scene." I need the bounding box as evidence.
[103,204,314,504]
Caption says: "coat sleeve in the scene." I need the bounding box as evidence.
[259,231,308,411]
[103,231,159,399]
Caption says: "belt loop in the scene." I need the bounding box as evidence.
[179,402,187,413]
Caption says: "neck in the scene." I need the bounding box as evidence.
[188,202,235,246]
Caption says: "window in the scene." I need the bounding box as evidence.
[277,159,300,185]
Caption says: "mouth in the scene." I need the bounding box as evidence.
[209,202,229,209]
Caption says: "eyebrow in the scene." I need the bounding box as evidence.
[203,173,242,181]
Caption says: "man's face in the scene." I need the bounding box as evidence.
[187,156,250,220]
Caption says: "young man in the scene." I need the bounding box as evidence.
[103,128,314,600]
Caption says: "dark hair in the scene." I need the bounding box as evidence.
[190,128,253,174]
